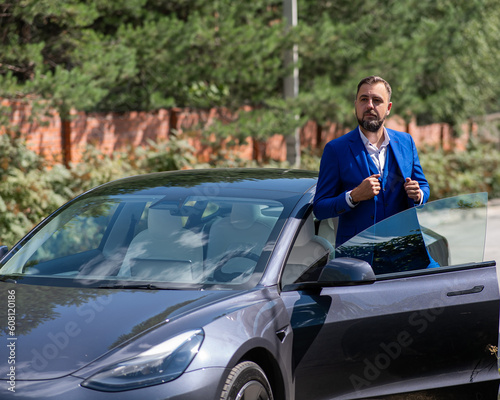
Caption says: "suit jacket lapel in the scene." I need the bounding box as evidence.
[386,130,408,178]
[347,129,374,177]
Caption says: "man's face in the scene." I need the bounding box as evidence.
[355,82,392,133]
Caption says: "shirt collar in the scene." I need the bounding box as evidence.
[358,126,390,149]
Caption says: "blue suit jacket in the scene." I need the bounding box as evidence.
[313,127,430,246]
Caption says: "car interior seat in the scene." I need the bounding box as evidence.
[120,206,203,281]
[281,214,334,287]
[317,217,338,248]
[205,203,276,282]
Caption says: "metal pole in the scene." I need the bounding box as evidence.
[283,0,300,168]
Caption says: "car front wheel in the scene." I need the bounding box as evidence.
[220,361,274,400]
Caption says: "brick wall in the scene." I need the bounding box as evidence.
[0,99,476,166]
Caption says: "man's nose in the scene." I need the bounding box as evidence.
[366,99,375,109]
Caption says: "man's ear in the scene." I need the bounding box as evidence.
[386,102,393,115]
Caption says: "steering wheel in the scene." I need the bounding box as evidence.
[212,250,260,282]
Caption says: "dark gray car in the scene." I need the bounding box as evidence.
[0,169,498,399]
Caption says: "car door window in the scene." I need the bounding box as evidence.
[281,213,334,287]
[333,192,488,276]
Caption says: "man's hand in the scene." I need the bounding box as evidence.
[351,174,381,203]
[404,177,421,202]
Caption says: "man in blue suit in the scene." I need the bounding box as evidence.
[313,76,430,247]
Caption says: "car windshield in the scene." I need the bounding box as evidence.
[334,192,488,276]
[0,188,293,289]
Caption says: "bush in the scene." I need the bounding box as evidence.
[0,134,72,246]
[1,131,499,248]
[0,134,198,247]
[419,143,500,200]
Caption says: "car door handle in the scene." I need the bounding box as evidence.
[447,285,484,297]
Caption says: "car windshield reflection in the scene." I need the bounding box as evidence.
[335,193,488,276]
[0,193,287,289]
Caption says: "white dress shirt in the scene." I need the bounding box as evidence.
[346,127,422,207]
[358,127,390,175]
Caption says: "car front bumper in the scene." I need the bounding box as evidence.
[0,367,227,399]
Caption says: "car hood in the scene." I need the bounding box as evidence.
[0,282,246,380]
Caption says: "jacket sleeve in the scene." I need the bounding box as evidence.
[313,141,352,220]
[409,136,430,205]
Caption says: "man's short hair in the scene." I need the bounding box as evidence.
[356,76,392,101]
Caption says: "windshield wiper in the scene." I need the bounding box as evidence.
[98,282,167,290]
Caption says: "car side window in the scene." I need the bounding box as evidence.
[281,213,334,288]
[334,193,488,277]
[316,216,338,249]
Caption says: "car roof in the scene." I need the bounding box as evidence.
[88,168,319,196]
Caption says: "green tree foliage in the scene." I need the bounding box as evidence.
[0,0,301,155]
[297,0,500,132]
[2,0,500,140]
[0,1,291,111]
[418,143,500,200]
[0,0,138,116]
[0,129,72,245]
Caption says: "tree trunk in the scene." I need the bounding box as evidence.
[61,118,72,167]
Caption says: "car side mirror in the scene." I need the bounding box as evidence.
[281,257,375,292]
[318,257,375,286]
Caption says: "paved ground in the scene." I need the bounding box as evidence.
[485,199,500,288]
[486,199,500,263]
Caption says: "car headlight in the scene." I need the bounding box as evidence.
[81,329,204,392]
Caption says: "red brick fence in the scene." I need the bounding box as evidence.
[1,99,484,166]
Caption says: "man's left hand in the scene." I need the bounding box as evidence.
[404,178,421,202]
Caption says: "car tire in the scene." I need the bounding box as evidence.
[220,361,274,400]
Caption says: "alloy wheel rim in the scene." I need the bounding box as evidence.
[235,380,270,400]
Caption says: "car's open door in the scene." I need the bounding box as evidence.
[281,193,499,399]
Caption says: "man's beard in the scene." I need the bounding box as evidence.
[358,113,385,132]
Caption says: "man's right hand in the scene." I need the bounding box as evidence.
[350,174,381,203]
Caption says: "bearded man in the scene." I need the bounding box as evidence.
[313,76,430,246]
